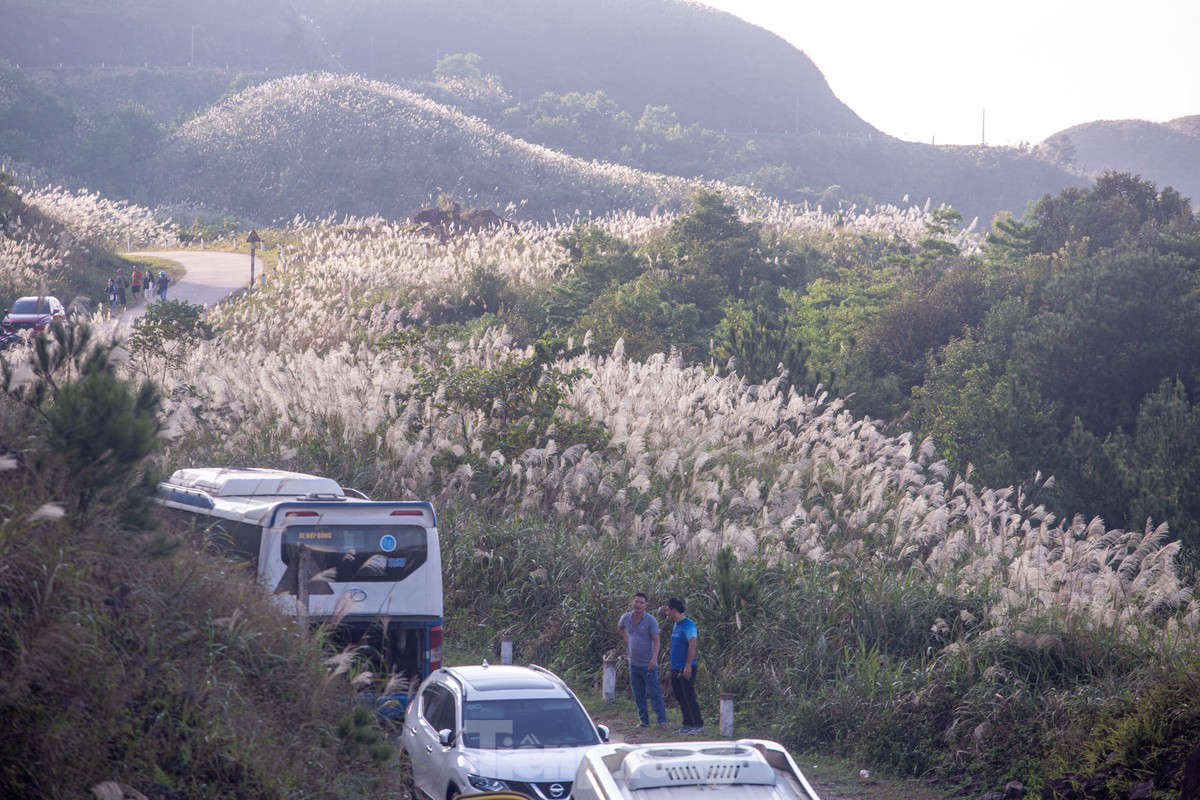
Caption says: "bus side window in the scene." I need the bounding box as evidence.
[160,508,261,568]
[228,520,263,562]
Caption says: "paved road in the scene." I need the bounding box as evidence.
[121,250,254,323]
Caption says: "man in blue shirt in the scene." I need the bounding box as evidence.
[618,592,668,727]
[666,597,703,734]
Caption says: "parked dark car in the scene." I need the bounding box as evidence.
[3,295,65,333]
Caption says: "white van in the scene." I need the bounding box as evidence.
[157,467,444,710]
[572,739,821,800]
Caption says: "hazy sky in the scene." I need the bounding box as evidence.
[696,0,1199,146]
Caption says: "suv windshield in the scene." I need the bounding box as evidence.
[462,697,600,750]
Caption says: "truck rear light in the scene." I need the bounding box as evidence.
[390,509,423,516]
[429,624,443,671]
[285,510,319,517]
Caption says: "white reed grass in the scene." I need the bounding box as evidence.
[10,184,1181,642]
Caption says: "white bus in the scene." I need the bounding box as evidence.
[157,467,444,710]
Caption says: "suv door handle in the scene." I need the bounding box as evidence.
[424,745,433,753]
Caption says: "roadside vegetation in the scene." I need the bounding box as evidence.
[2,173,1200,798]
[0,323,406,799]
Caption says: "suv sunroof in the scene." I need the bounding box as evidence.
[461,674,558,692]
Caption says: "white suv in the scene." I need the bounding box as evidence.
[402,662,609,800]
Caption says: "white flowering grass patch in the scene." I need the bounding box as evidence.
[20,185,178,251]
[143,206,1195,643]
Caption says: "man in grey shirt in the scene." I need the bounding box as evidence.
[618,592,667,727]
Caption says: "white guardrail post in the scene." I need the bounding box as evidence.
[720,693,734,737]
[500,633,513,665]
[603,656,616,703]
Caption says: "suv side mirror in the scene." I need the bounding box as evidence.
[438,728,454,747]
[597,724,610,743]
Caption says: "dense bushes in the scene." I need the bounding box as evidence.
[0,326,404,799]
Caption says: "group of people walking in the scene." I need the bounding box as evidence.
[105,267,171,313]
[618,593,704,734]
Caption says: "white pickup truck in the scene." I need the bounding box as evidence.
[570,739,822,800]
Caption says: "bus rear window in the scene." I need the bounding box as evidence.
[282,524,428,582]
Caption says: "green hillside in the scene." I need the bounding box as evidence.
[0,0,1096,228]
[0,0,335,73]
[294,0,872,137]
[1041,116,1200,203]
[147,72,700,222]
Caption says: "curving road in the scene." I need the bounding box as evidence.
[121,250,255,324]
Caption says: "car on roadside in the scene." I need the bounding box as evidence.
[403,662,609,800]
[3,295,66,334]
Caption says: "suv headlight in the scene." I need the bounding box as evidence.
[468,774,510,792]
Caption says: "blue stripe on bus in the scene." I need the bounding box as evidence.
[157,486,216,509]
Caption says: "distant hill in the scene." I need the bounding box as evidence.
[146,73,698,222]
[0,0,335,73]
[293,0,873,138]
[1039,117,1200,203]
[0,0,1172,227]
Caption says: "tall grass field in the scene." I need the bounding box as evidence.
[1,182,1198,798]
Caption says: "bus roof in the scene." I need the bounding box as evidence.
[165,467,345,499]
[157,467,438,528]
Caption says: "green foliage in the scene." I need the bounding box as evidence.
[912,312,1061,490]
[180,214,244,244]
[433,52,487,84]
[662,189,762,321]
[427,263,518,326]
[505,90,635,161]
[986,171,1195,257]
[0,58,73,164]
[75,100,164,201]
[711,299,807,390]
[1052,380,1200,552]
[1009,242,1200,436]
[1,322,162,517]
[129,299,217,376]
[633,105,727,176]
[545,222,647,329]
[783,265,900,400]
[408,336,609,468]
[913,174,1200,537]
[336,705,395,766]
[572,271,701,361]
[0,322,405,798]
[705,546,761,657]
[1076,665,1200,798]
